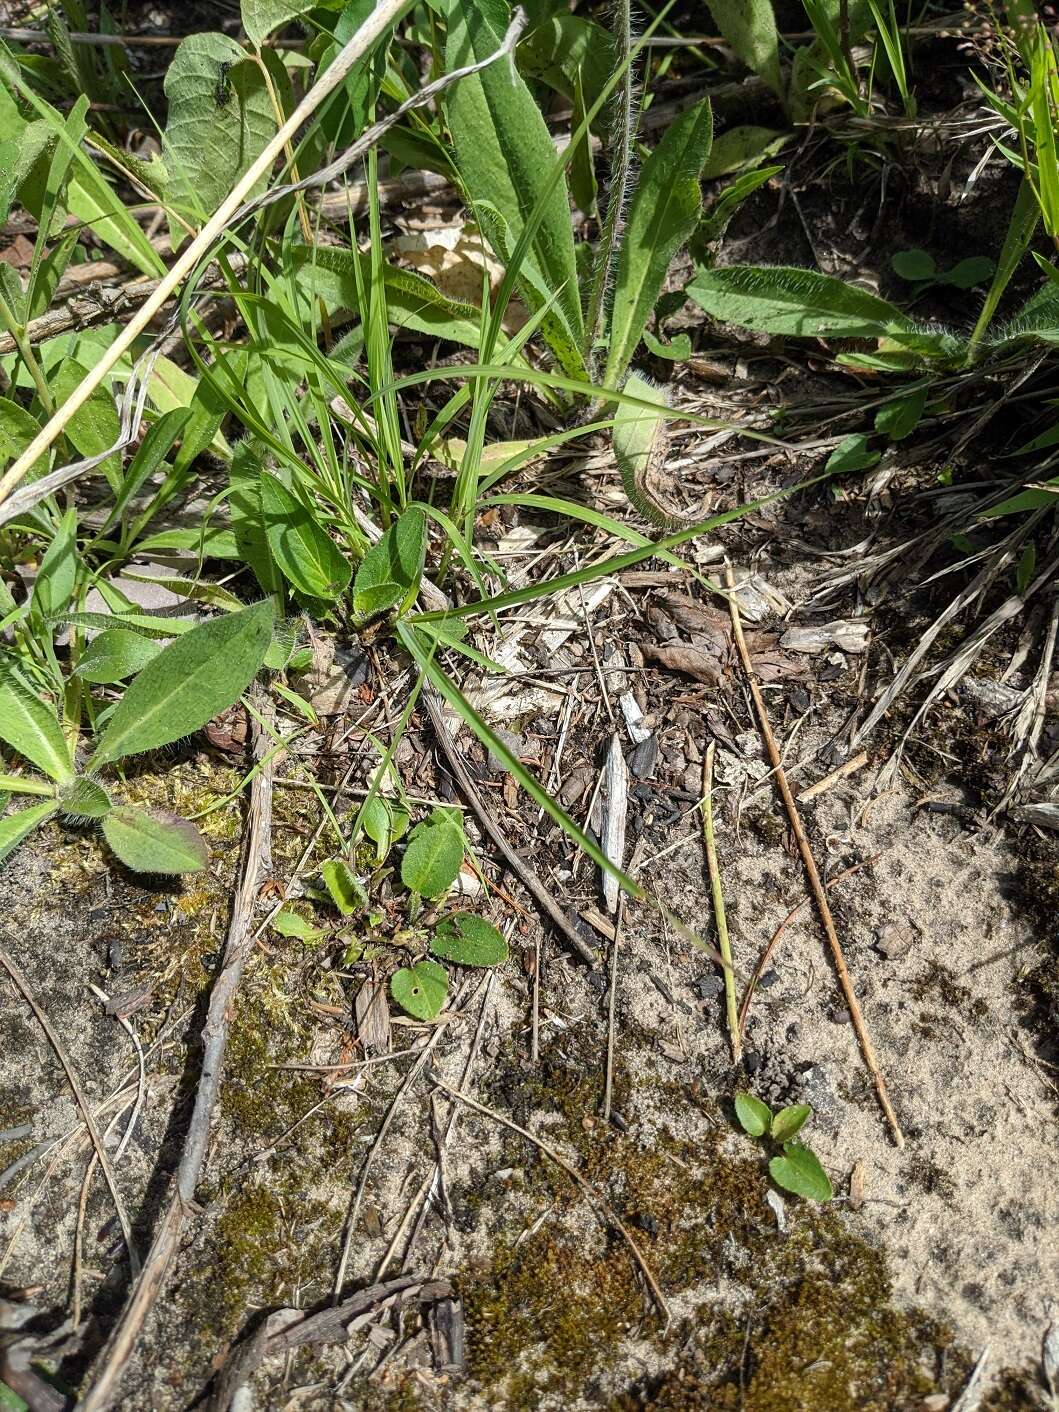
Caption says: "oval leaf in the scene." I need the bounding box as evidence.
[401,814,464,899]
[77,628,164,684]
[321,857,367,916]
[102,805,208,874]
[390,959,448,1021]
[60,778,112,820]
[769,1142,833,1202]
[353,507,427,620]
[734,1091,772,1137]
[769,1103,811,1143]
[89,600,274,768]
[0,669,74,784]
[260,471,351,599]
[430,913,508,967]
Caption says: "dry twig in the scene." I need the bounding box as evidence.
[725,564,905,1147]
[701,742,741,1063]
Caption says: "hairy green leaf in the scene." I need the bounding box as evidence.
[76,629,164,684]
[0,800,57,867]
[0,669,73,784]
[390,958,448,1020]
[89,599,274,767]
[321,857,367,915]
[59,777,112,819]
[102,805,208,873]
[230,442,281,594]
[613,373,674,527]
[31,506,77,618]
[686,265,916,339]
[430,912,508,967]
[353,506,426,619]
[401,808,464,898]
[445,0,585,372]
[260,471,351,599]
[242,0,320,48]
[606,99,712,386]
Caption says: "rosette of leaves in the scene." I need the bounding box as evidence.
[0,599,274,873]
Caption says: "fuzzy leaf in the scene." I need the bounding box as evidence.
[260,471,351,600]
[242,0,320,47]
[734,1092,772,1137]
[769,1103,812,1143]
[321,857,367,915]
[52,358,121,493]
[0,801,57,867]
[769,1142,833,1201]
[686,265,917,340]
[353,506,426,619]
[229,443,281,594]
[445,0,585,374]
[390,959,448,1020]
[162,33,277,229]
[0,669,74,784]
[430,912,508,967]
[102,805,208,874]
[76,629,164,684]
[31,507,77,619]
[88,599,274,767]
[613,373,673,527]
[401,810,464,898]
[59,778,111,819]
[605,99,712,386]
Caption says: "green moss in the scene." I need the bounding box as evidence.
[459,1049,977,1411]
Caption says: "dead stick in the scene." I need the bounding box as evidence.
[74,693,275,1412]
[701,742,741,1064]
[724,564,905,1148]
[423,690,596,964]
[737,854,881,1039]
[429,1073,671,1326]
[0,948,140,1276]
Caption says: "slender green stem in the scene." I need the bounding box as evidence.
[701,742,740,1064]
[0,290,54,416]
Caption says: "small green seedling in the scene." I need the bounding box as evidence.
[734,1091,833,1203]
[890,249,995,292]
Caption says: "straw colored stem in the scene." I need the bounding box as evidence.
[701,742,741,1064]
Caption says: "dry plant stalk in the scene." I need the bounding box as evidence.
[700,742,740,1063]
[724,564,905,1148]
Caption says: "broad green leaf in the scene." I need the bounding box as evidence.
[59,610,196,641]
[401,811,464,899]
[52,358,121,493]
[0,670,74,784]
[260,471,351,599]
[59,777,112,819]
[135,526,240,559]
[321,857,367,916]
[430,912,508,967]
[390,959,448,1020]
[826,433,880,473]
[642,330,692,361]
[734,1092,772,1137]
[769,1103,812,1143]
[518,13,614,117]
[76,629,164,684]
[242,0,320,47]
[686,266,917,340]
[703,126,787,178]
[944,256,994,290]
[89,599,274,767]
[0,396,48,484]
[102,805,208,874]
[229,442,280,594]
[996,283,1059,348]
[891,249,936,281]
[0,801,57,867]
[31,506,77,618]
[769,1142,833,1202]
[704,0,781,94]
[162,33,277,230]
[270,905,324,941]
[445,0,585,373]
[352,506,426,618]
[147,354,233,463]
[875,387,927,442]
[605,99,713,386]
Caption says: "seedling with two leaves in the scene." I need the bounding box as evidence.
[734,1091,834,1203]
